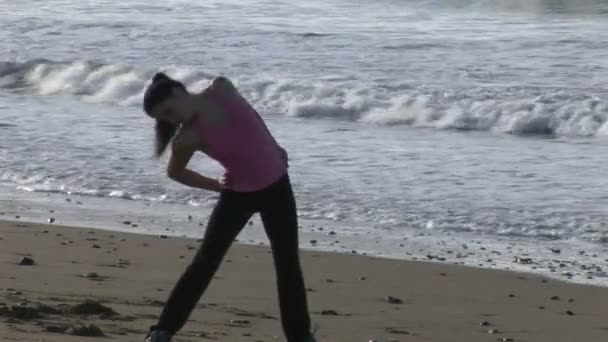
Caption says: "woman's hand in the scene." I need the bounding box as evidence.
[219,172,233,190]
[168,146,226,192]
[279,146,289,168]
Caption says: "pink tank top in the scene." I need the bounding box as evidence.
[195,86,287,192]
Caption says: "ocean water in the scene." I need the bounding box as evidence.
[2,0,608,285]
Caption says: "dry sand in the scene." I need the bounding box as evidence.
[1,219,608,342]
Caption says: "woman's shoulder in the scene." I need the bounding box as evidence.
[209,75,237,94]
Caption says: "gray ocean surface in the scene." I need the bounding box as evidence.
[1,0,608,285]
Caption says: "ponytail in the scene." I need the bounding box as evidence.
[154,119,177,157]
[144,72,186,157]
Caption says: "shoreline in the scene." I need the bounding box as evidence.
[2,185,608,290]
[3,187,608,288]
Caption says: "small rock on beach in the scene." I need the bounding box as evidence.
[321,309,339,316]
[44,324,69,333]
[18,257,35,266]
[68,324,104,337]
[385,296,403,304]
[83,272,99,279]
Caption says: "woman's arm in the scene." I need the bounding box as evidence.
[167,134,225,192]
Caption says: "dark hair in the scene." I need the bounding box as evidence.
[143,72,187,157]
[143,72,186,116]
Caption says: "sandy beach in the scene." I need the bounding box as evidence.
[1,219,607,342]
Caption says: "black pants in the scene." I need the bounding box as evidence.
[153,173,311,342]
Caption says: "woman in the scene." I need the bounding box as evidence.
[142,73,316,342]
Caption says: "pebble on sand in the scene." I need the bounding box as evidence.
[320,309,339,316]
[514,257,533,264]
[385,328,410,335]
[18,257,35,266]
[565,310,575,316]
[550,296,560,301]
[480,321,491,326]
[69,299,118,316]
[385,296,403,304]
[44,324,69,333]
[159,235,168,239]
[68,324,104,337]
[0,305,43,319]
[83,272,99,279]
[488,329,500,334]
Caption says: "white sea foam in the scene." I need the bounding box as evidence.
[3,59,608,137]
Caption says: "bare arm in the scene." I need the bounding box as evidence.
[167,137,224,192]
